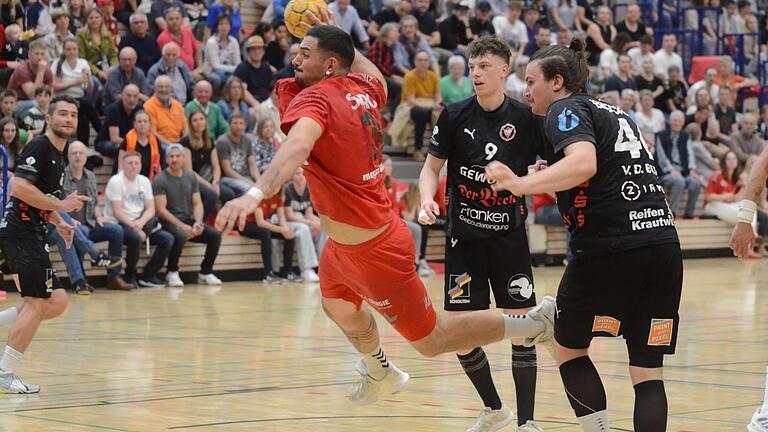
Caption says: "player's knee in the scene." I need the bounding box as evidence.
[47,294,68,318]
[412,340,442,358]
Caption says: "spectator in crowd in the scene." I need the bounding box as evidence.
[118,12,161,75]
[216,113,259,196]
[104,151,174,288]
[660,65,688,113]
[505,55,528,101]
[603,53,637,97]
[157,6,207,83]
[96,84,143,159]
[64,141,133,290]
[144,75,187,145]
[716,55,759,90]
[688,67,719,109]
[0,24,24,86]
[715,85,738,137]
[77,7,119,83]
[410,0,440,48]
[686,86,714,116]
[258,85,281,137]
[620,88,638,120]
[470,1,495,38]
[8,39,52,115]
[218,77,256,132]
[270,0,291,27]
[181,109,232,215]
[368,0,412,40]
[273,42,298,80]
[22,85,51,139]
[235,36,274,104]
[99,0,121,46]
[204,0,241,40]
[653,33,683,80]
[153,144,222,287]
[150,0,189,34]
[104,47,149,108]
[204,14,241,85]
[0,117,21,168]
[523,25,550,57]
[615,3,653,48]
[634,56,664,102]
[656,110,702,219]
[493,1,527,59]
[687,103,731,156]
[686,123,716,186]
[627,35,654,75]
[393,15,439,76]
[548,0,579,34]
[185,80,229,141]
[147,42,194,104]
[719,0,744,34]
[284,167,327,259]
[368,22,402,113]
[585,6,615,67]
[252,117,279,174]
[0,89,17,119]
[68,0,88,34]
[555,27,573,46]
[43,7,74,63]
[329,0,370,50]
[388,50,442,160]
[31,0,55,38]
[438,1,473,54]
[265,22,290,71]
[440,55,472,104]
[0,0,23,28]
[598,31,631,80]
[117,109,166,178]
[731,113,765,166]
[523,5,540,42]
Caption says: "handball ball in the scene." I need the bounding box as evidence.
[284,0,329,38]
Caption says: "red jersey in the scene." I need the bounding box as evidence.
[259,196,284,219]
[705,172,738,203]
[277,73,392,229]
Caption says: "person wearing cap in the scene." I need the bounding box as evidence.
[157,6,207,83]
[119,12,162,75]
[234,35,274,104]
[329,0,370,50]
[153,143,223,287]
[147,42,194,105]
[469,1,495,38]
[42,7,74,63]
[368,0,411,40]
[437,1,474,53]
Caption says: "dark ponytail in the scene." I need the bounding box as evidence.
[530,38,590,94]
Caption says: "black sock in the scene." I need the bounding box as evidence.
[559,356,607,417]
[512,345,537,426]
[457,347,502,410]
[634,380,667,432]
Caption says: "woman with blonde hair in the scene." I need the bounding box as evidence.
[77,7,118,82]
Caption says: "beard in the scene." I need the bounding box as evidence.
[50,123,76,140]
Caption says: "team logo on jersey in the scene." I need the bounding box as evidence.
[647,318,674,346]
[558,108,580,132]
[448,273,471,304]
[464,128,476,140]
[507,274,533,301]
[499,123,516,141]
[432,125,439,138]
[621,180,641,201]
[25,156,35,165]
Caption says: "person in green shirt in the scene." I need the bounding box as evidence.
[184,80,229,140]
[440,55,474,105]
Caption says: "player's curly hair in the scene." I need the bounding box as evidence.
[530,38,590,94]
[466,35,512,66]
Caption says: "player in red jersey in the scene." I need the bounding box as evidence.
[215,16,555,405]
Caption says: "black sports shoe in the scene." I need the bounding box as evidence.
[138,275,166,288]
[73,279,91,296]
[263,272,283,284]
[285,272,303,283]
[90,252,123,269]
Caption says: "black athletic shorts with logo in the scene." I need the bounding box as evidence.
[555,242,683,368]
[444,227,536,311]
[0,237,63,299]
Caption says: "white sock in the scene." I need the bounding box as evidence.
[0,346,23,373]
[761,366,768,413]
[362,343,389,380]
[503,314,545,340]
[577,410,610,432]
[0,306,18,326]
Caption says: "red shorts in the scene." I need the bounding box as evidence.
[319,216,437,341]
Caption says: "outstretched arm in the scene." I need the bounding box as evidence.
[730,144,768,258]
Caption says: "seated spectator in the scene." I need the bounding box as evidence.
[144,75,187,145]
[388,50,441,159]
[147,42,194,105]
[368,22,403,112]
[686,87,715,116]
[634,57,664,105]
[118,12,161,75]
[627,34,653,75]
[181,109,233,214]
[523,25,550,57]
[469,1,495,38]
[157,6,208,84]
[153,144,222,287]
[150,0,189,35]
[555,28,573,46]
[64,141,132,290]
[686,123,716,186]
[584,6,615,67]
[523,5,540,42]
[758,105,768,141]
[598,32,631,80]
[505,55,528,101]
[393,15,439,76]
[368,0,412,40]
[31,0,55,39]
[440,55,472,105]
[714,85,738,137]
[8,39,52,116]
[0,90,28,145]
[104,47,150,109]
[117,109,166,178]
[0,24,25,86]
[51,37,102,146]
[438,1,472,55]
[43,7,74,63]
[548,0,579,34]
[329,0,370,50]
[716,56,759,91]
[265,22,290,71]
[603,53,636,97]
[0,117,21,168]
[98,0,121,46]
[22,85,51,139]
[185,81,228,141]
[719,0,744,35]
[0,0,23,28]
[686,103,730,157]
[204,0,241,41]
[274,42,298,80]
[216,113,258,196]
[96,84,143,159]
[615,3,653,49]
[656,110,702,218]
[77,7,119,83]
[410,0,440,49]
[284,167,326,258]
[493,1,527,59]
[620,89,637,120]
[204,14,241,86]
[653,33,683,80]
[731,113,764,167]
[258,85,281,137]
[68,0,88,34]
[104,151,174,288]
[235,36,274,105]
[218,77,255,132]
[659,65,688,113]
[687,67,719,111]
[252,117,279,174]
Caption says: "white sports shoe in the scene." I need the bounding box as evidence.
[348,359,409,405]
[166,271,184,287]
[197,273,222,285]
[517,420,545,432]
[301,269,320,283]
[467,403,514,432]
[417,259,434,277]
[0,372,39,394]
[749,408,768,432]
[524,296,556,347]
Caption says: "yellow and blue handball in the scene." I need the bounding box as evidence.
[284,0,328,38]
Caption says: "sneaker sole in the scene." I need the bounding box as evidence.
[138,282,166,288]
[0,387,40,394]
[749,424,768,432]
[350,371,410,406]
[486,412,515,432]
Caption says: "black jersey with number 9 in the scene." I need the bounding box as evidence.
[542,94,679,256]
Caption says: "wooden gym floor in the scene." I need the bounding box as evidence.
[0,257,763,431]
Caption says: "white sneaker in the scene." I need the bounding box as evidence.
[301,269,320,283]
[524,296,556,347]
[0,372,40,394]
[749,408,768,432]
[348,359,409,405]
[467,403,514,432]
[197,273,222,285]
[166,271,184,287]
[517,420,545,432]
[417,259,434,277]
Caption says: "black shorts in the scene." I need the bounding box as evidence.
[0,237,63,299]
[444,227,536,311]
[555,242,683,368]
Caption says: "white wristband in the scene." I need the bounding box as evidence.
[246,187,265,202]
[737,199,757,224]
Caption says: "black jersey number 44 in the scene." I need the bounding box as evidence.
[542,94,679,257]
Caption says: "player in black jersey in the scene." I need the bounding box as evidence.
[487,40,683,432]
[0,96,89,393]
[419,36,545,432]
